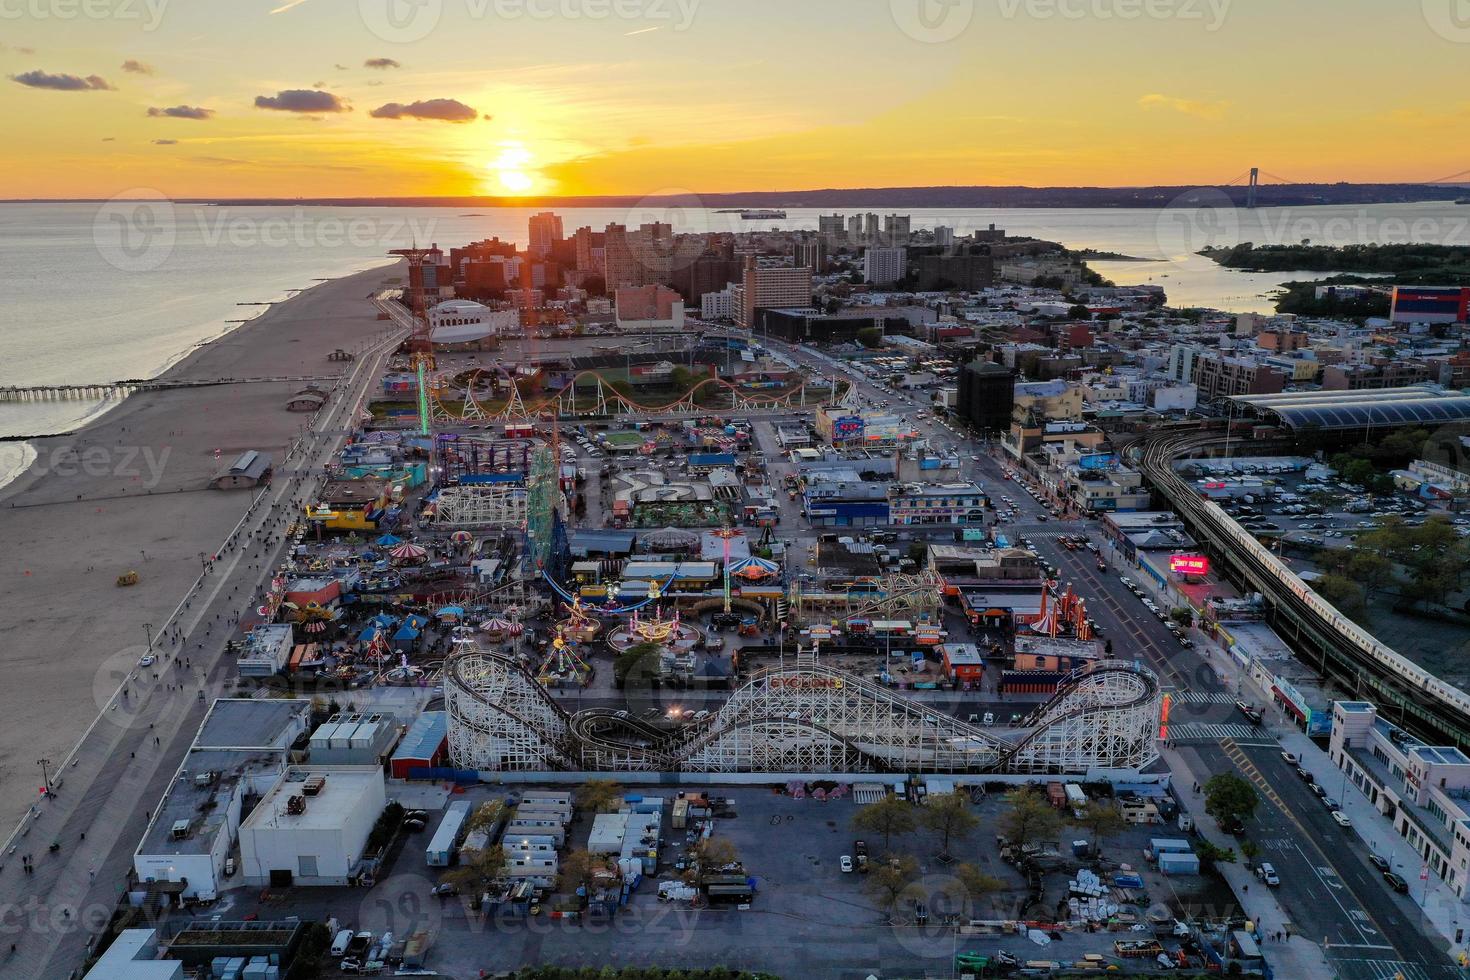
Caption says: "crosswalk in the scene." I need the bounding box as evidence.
[1166,691,1238,704]
[1169,722,1265,741]
[1330,956,1458,980]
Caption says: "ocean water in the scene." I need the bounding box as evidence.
[4,199,1469,487]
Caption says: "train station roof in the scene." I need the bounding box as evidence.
[1232,386,1470,431]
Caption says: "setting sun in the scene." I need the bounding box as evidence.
[491,142,537,195]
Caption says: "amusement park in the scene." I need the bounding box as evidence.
[235,286,1168,791]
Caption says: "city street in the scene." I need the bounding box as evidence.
[768,335,1463,979]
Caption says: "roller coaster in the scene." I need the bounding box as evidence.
[1135,429,1470,749]
[444,650,1161,776]
[428,365,834,422]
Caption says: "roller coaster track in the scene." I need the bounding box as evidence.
[1135,429,1470,749]
[428,367,833,422]
[445,651,1160,775]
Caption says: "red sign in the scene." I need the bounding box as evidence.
[1169,554,1210,576]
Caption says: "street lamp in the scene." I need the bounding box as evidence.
[143,622,154,652]
[37,758,51,797]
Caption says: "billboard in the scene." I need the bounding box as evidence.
[1169,554,1210,576]
[833,415,865,440]
[1391,286,1470,325]
[1078,452,1116,472]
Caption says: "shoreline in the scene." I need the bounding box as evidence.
[0,262,401,831]
[0,259,396,494]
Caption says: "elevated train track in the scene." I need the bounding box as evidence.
[1135,430,1470,750]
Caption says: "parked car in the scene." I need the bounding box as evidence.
[1254,863,1280,886]
[1368,853,1391,872]
[1331,811,1352,828]
[840,855,854,873]
[1383,871,1409,893]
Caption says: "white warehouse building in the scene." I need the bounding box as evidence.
[239,766,385,887]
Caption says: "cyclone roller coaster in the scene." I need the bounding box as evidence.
[445,651,1162,777]
[429,365,834,422]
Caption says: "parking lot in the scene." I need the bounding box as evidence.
[217,781,1249,979]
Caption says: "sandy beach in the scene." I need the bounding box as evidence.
[0,262,401,831]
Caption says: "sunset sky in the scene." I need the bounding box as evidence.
[4,0,1469,199]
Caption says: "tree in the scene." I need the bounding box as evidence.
[1203,772,1259,825]
[863,854,918,917]
[1169,607,1194,627]
[1239,839,1261,862]
[1071,802,1126,857]
[684,837,742,883]
[1345,551,1396,602]
[439,839,507,900]
[574,780,624,816]
[852,794,916,853]
[613,641,663,688]
[856,327,883,349]
[998,787,1062,851]
[1315,572,1367,621]
[1194,839,1237,870]
[921,792,979,859]
[466,799,507,834]
[557,848,607,896]
[952,862,1005,917]
[1067,304,1091,319]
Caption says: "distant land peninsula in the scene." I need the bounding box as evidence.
[7,183,1466,209]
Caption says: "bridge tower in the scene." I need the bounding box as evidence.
[1246,167,1259,209]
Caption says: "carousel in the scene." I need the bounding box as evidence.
[606,597,704,657]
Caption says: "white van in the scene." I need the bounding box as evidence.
[331,929,354,957]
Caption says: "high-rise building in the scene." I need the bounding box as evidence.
[818,214,846,240]
[528,211,562,258]
[735,260,814,329]
[863,213,881,243]
[847,215,864,244]
[572,226,605,272]
[672,250,743,305]
[916,246,993,291]
[934,226,955,251]
[883,214,911,245]
[794,238,828,274]
[863,247,907,288]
